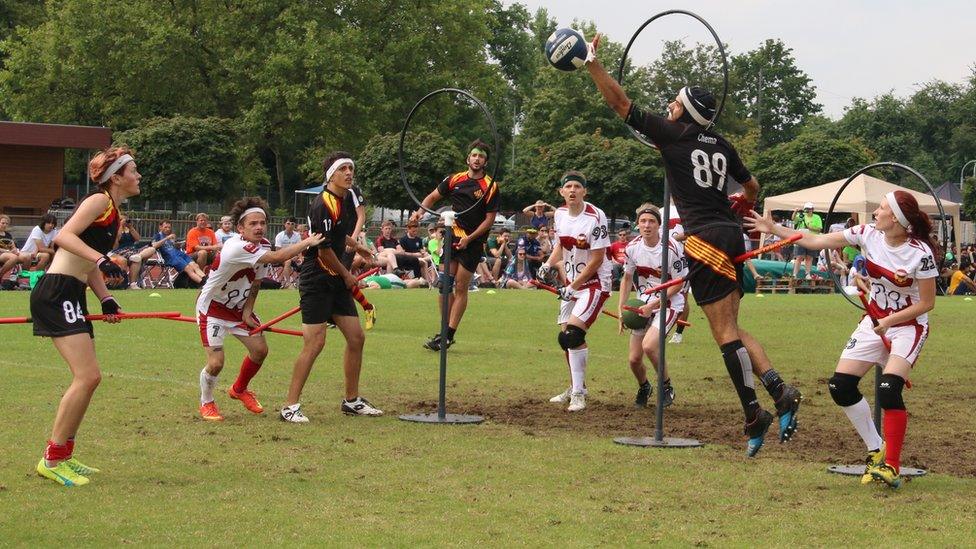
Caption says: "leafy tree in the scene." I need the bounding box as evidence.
[963,176,976,220]
[356,131,460,211]
[752,130,875,199]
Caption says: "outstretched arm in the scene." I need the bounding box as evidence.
[585,34,632,119]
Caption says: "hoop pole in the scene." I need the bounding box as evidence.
[654,181,673,441]
[437,213,456,420]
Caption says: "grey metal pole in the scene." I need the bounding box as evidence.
[654,182,672,442]
[437,211,456,420]
[959,160,976,188]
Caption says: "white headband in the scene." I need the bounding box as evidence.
[885,192,911,230]
[240,207,266,221]
[678,87,710,126]
[97,154,133,184]
[325,158,355,183]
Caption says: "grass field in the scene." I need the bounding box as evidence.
[1,288,975,546]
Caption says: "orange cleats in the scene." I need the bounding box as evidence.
[228,387,264,414]
[200,401,224,421]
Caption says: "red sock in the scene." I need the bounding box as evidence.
[882,408,908,473]
[44,440,71,464]
[351,286,373,310]
[66,437,75,458]
[232,356,262,394]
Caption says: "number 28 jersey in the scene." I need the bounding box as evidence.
[554,202,612,291]
[196,235,271,321]
[843,224,937,324]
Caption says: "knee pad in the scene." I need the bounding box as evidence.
[828,373,863,407]
[558,325,586,350]
[877,373,906,410]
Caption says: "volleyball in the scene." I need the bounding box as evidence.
[544,28,588,71]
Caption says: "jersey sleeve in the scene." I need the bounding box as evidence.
[915,246,939,280]
[623,246,636,275]
[308,204,333,250]
[350,185,365,208]
[624,105,684,148]
[589,211,611,250]
[670,238,689,278]
[224,238,269,269]
[484,181,500,213]
[843,224,869,246]
[725,145,752,184]
[436,175,452,198]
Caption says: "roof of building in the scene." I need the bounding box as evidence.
[0,121,111,149]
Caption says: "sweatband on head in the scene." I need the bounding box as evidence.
[678,87,710,126]
[637,208,661,224]
[560,173,586,187]
[470,147,488,157]
[885,192,911,230]
[240,207,266,222]
[97,154,134,184]
[325,158,354,183]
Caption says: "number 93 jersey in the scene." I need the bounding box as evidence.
[554,201,612,291]
[196,235,271,322]
[844,224,938,324]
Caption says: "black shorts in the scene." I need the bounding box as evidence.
[30,273,94,338]
[298,275,358,325]
[450,236,486,273]
[682,227,744,306]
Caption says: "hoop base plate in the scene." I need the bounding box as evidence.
[398,413,484,425]
[827,464,927,477]
[613,436,704,448]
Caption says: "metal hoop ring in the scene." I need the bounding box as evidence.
[397,88,501,216]
[826,161,950,310]
[616,9,729,146]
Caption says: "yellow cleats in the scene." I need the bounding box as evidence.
[36,459,90,487]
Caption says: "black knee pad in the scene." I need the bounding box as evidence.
[558,325,586,350]
[877,373,906,410]
[827,373,862,407]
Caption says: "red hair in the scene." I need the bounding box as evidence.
[89,146,134,188]
[892,190,940,259]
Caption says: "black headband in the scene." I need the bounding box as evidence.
[560,173,586,187]
[636,208,661,224]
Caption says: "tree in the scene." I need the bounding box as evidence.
[752,130,875,199]
[116,117,242,217]
[356,131,460,211]
[963,176,976,221]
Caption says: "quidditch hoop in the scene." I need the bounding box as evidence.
[826,161,950,310]
[398,88,501,216]
[616,9,729,147]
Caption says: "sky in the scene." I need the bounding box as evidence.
[509,0,975,119]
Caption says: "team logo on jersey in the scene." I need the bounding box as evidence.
[473,188,483,199]
[575,234,590,249]
[894,269,909,285]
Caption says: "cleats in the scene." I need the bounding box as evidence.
[364,307,376,330]
[228,387,264,414]
[861,445,886,485]
[549,387,571,404]
[341,397,383,416]
[567,391,586,412]
[280,403,309,423]
[661,382,675,408]
[423,334,454,351]
[870,463,902,489]
[36,459,89,487]
[634,381,652,408]
[745,409,774,457]
[64,457,100,476]
[774,384,802,442]
[199,401,224,421]
[669,333,683,344]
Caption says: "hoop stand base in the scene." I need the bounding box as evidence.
[613,436,703,448]
[827,464,927,477]
[399,413,484,425]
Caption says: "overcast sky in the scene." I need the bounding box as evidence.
[510,0,975,119]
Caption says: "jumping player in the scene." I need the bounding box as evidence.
[746,191,937,487]
[539,172,612,412]
[195,197,323,421]
[281,152,382,423]
[617,203,687,408]
[410,140,500,351]
[585,34,801,454]
[31,147,139,486]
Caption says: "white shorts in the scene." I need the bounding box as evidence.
[839,316,929,366]
[197,312,258,348]
[557,287,611,327]
[630,307,680,338]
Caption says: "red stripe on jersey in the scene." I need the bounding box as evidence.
[906,324,927,365]
[865,258,913,287]
[635,266,662,278]
[198,312,210,346]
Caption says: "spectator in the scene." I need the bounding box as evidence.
[791,202,823,278]
[487,228,513,281]
[522,199,555,230]
[19,213,59,271]
[946,263,976,295]
[500,247,536,288]
[0,214,27,286]
[152,219,207,284]
[427,225,444,274]
[538,225,553,259]
[274,216,302,288]
[374,220,402,273]
[959,245,974,270]
[360,271,428,289]
[399,219,436,283]
[214,215,238,244]
[107,213,151,289]
[608,227,631,289]
[186,212,220,269]
[517,227,544,275]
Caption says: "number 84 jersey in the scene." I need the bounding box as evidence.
[843,224,938,324]
[196,235,272,322]
[554,202,612,292]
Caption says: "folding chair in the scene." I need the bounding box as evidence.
[140,251,178,289]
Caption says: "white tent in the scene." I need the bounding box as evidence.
[763,174,961,254]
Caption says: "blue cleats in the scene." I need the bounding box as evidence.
[775,384,802,443]
[745,409,774,457]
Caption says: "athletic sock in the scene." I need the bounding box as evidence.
[200,368,218,405]
[350,285,373,310]
[65,436,75,459]
[44,440,70,468]
[760,368,785,399]
[882,408,908,473]
[675,324,685,334]
[446,327,457,340]
[842,397,883,452]
[232,356,262,394]
[720,340,760,418]
[568,348,588,393]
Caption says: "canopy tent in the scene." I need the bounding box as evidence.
[762,173,962,254]
[935,181,964,210]
[293,185,324,216]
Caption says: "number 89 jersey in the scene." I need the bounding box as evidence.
[196,235,271,322]
[554,201,612,291]
[843,224,937,324]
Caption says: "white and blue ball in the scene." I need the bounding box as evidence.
[544,28,587,72]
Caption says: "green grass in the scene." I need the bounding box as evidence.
[1,288,975,546]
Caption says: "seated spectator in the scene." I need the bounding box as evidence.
[946,263,976,295]
[214,215,238,244]
[960,245,974,270]
[399,219,436,283]
[107,213,152,289]
[144,219,207,284]
[500,247,536,289]
[517,227,544,275]
[19,213,59,271]
[274,216,302,288]
[0,214,28,286]
[186,212,220,269]
[375,220,402,273]
[608,227,631,289]
[487,228,513,281]
[538,226,553,259]
[522,200,555,230]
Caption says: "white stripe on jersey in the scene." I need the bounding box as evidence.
[554,202,612,292]
[623,235,688,309]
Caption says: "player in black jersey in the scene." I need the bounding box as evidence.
[31,147,139,486]
[280,151,382,423]
[410,139,500,351]
[584,34,801,456]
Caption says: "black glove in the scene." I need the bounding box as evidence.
[96,255,125,278]
[100,295,121,316]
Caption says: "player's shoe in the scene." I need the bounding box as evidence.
[364,307,376,331]
[64,457,100,476]
[745,409,774,457]
[341,397,383,416]
[861,444,886,485]
[280,403,309,423]
[36,459,89,487]
[567,391,586,412]
[661,381,675,408]
[870,463,902,489]
[423,334,454,351]
[199,401,224,421]
[634,381,652,408]
[774,384,802,442]
[669,332,683,344]
[228,387,264,414]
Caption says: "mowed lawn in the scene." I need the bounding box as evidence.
[1,287,975,546]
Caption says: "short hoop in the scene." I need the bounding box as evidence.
[826,161,950,310]
[397,88,501,216]
[616,9,729,147]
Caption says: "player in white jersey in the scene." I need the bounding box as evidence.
[618,203,688,408]
[746,190,937,488]
[195,197,323,421]
[664,201,693,344]
[538,171,611,412]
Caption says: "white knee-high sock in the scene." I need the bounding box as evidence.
[568,348,588,393]
[842,397,883,452]
[200,368,219,405]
